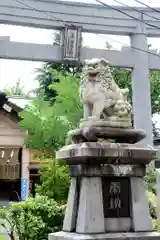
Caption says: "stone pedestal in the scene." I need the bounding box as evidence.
[49,126,159,240]
[62,164,152,233]
[49,231,160,240]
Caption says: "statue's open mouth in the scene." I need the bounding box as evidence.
[87,69,100,78]
[88,72,98,78]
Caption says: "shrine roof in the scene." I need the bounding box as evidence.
[7,96,32,111]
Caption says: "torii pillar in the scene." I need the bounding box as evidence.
[130,23,153,147]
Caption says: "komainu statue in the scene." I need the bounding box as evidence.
[80,58,132,127]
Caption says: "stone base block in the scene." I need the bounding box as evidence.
[79,119,132,128]
[56,142,157,165]
[49,231,160,240]
[67,126,146,144]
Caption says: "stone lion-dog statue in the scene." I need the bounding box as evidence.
[80,58,132,127]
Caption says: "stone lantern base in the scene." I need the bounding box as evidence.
[49,231,160,240]
[49,126,160,240]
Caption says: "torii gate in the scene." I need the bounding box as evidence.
[1,0,160,146]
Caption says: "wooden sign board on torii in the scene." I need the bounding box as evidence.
[1,0,160,146]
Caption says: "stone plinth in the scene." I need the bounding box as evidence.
[61,164,152,233]
[66,127,146,144]
[57,142,157,165]
[49,126,160,240]
[49,231,160,240]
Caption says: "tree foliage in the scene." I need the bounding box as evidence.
[20,70,82,153]
[36,162,70,203]
[150,70,160,114]
[144,167,157,229]
[112,67,132,102]
[144,167,156,194]
[34,31,83,104]
[35,63,82,105]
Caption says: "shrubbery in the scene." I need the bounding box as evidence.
[0,161,69,240]
[144,167,156,194]
[0,163,158,239]
[147,191,156,219]
[145,167,157,231]
[0,195,65,240]
[36,161,70,203]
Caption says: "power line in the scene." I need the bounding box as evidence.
[95,0,160,31]
[11,0,129,25]
[11,0,71,25]
[111,0,160,21]
[13,0,160,31]
[11,0,160,59]
[132,0,160,14]
[98,34,160,58]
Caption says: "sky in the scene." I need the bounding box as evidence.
[1,0,160,93]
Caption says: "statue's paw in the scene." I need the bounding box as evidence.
[117,110,128,117]
[108,116,119,121]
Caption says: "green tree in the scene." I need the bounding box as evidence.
[150,70,160,114]
[35,31,83,104]
[153,121,160,137]
[20,70,82,153]
[35,66,59,104]
[36,161,70,203]
[112,67,132,101]
[35,63,82,105]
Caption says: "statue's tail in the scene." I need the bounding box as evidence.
[121,88,129,99]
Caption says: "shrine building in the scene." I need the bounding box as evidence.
[0,92,39,205]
